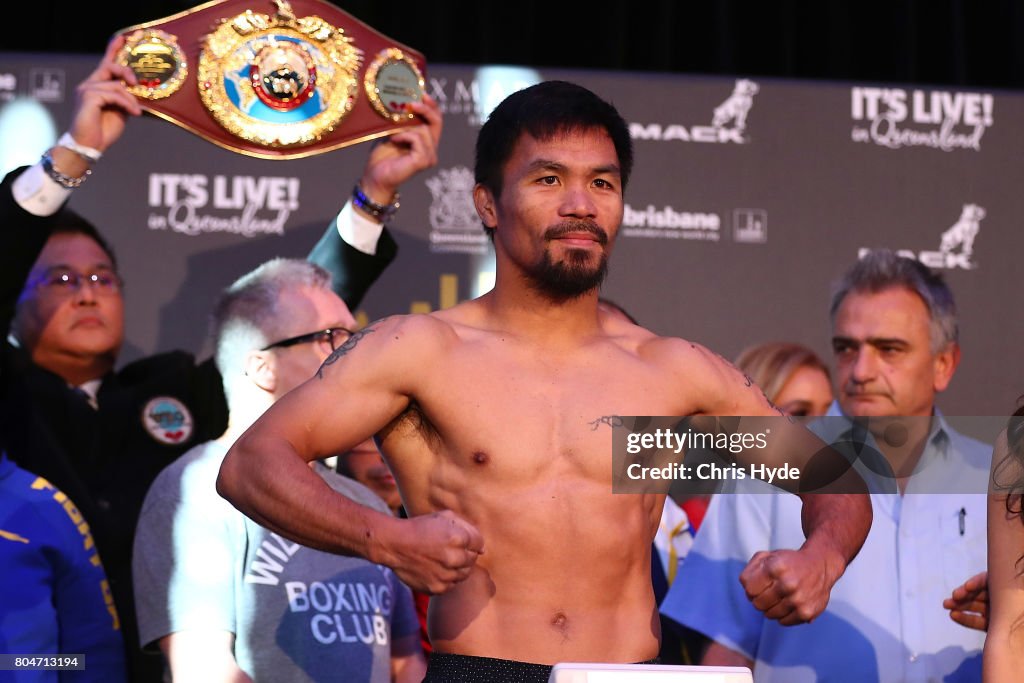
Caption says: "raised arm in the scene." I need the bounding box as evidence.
[308,96,442,309]
[216,315,482,593]
[1,37,139,328]
[686,342,872,625]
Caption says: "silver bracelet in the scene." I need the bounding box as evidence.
[41,149,91,189]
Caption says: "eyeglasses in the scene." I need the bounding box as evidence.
[31,268,123,295]
[261,327,353,352]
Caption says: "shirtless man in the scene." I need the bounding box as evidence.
[218,81,871,682]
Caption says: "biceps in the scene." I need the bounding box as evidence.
[258,370,410,458]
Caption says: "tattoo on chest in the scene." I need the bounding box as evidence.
[316,327,376,379]
[589,415,624,431]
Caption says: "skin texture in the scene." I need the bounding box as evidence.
[218,127,870,665]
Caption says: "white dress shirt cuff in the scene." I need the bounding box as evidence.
[11,162,72,216]
[336,200,385,256]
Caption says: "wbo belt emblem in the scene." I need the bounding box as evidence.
[142,396,195,445]
[198,2,363,148]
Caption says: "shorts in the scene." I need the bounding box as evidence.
[422,652,660,683]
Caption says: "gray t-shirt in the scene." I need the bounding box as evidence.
[133,441,419,683]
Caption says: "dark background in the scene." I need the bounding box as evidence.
[16,0,1024,88]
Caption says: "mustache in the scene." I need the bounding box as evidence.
[544,220,608,245]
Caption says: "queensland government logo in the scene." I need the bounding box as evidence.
[147,173,299,237]
[426,166,488,255]
[858,203,985,270]
[630,78,759,144]
[850,87,994,152]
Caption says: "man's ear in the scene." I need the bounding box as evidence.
[932,342,961,394]
[473,184,498,230]
[244,350,277,393]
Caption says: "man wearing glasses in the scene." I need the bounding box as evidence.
[133,259,426,683]
[0,39,440,681]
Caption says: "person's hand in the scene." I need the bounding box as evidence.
[943,571,988,631]
[382,510,483,594]
[357,95,442,207]
[68,36,142,153]
[740,547,843,626]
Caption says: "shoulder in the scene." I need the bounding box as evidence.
[944,422,995,470]
[0,464,93,550]
[317,312,464,378]
[637,336,744,388]
[117,350,201,382]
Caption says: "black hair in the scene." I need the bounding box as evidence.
[49,208,119,271]
[474,80,634,202]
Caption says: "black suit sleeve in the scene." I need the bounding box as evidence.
[306,216,398,311]
[0,168,56,330]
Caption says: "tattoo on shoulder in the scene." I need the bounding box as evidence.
[589,415,624,431]
[762,391,796,424]
[743,373,754,388]
[316,326,377,379]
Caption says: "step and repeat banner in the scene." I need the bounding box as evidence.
[0,54,1018,415]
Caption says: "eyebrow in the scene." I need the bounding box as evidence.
[525,159,621,177]
[831,336,909,347]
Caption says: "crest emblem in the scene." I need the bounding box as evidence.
[142,396,195,445]
[426,166,479,233]
[198,3,363,148]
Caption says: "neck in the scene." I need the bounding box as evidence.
[481,278,603,342]
[218,391,275,447]
[866,412,935,492]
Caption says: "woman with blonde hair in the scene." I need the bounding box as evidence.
[734,341,833,417]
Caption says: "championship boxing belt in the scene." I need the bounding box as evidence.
[115,0,426,158]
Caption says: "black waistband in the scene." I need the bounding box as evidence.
[423,652,661,683]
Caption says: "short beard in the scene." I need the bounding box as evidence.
[528,220,609,300]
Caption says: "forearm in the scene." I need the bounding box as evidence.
[216,430,398,563]
[799,493,872,577]
[306,207,396,311]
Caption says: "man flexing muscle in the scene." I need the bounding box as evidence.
[218,81,871,683]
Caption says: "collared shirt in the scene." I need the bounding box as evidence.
[660,406,990,683]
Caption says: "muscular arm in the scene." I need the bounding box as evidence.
[983,431,1024,682]
[159,632,252,683]
[683,342,872,625]
[217,316,482,592]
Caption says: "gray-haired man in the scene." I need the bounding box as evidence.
[133,259,426,683]
[662,249,989,682]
